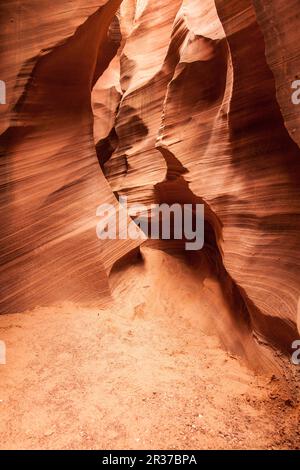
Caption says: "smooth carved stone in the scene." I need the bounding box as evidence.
[1,0,300,362]
[93,0,300,354]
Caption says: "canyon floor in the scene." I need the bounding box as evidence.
[0,247,299,450]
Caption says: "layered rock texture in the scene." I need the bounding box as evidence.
[0,0,143,311]
[1,0,300,364]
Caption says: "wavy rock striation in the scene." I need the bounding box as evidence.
[0,1,142,312]
[94,0,300,356]
[1,0,300,364]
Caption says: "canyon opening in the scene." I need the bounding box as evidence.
[0,0,300,453]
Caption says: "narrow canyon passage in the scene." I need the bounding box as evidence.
[1,0,300,451]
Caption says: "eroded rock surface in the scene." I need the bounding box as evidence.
[1,0,300,362]
[0,1,142,312]
[93,0,300,355]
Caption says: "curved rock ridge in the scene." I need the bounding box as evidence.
[1,0,300,361]
[252,0,300,149]
[0,0,143,313]
[93,0,300,354]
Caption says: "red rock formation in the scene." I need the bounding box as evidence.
[94,0,300,355]
[0,1,142,312]
[253,0,300,148]
[1,0,300,362]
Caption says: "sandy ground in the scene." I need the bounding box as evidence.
[0,247,299,450]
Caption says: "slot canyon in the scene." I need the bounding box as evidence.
[0,0,300,450]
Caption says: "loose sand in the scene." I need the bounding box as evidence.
[0,247,299,449]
